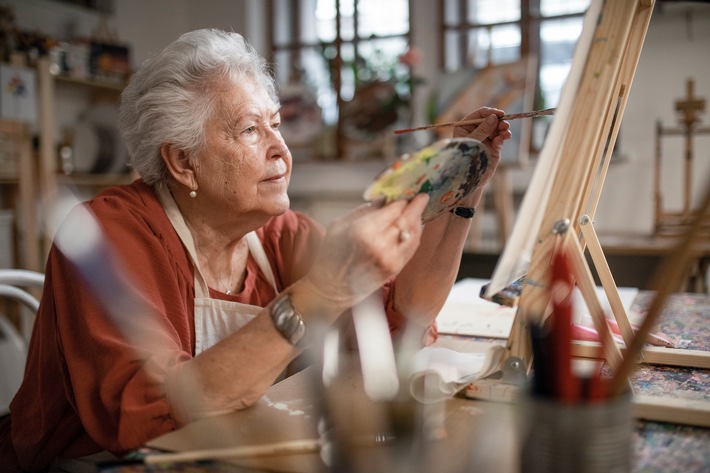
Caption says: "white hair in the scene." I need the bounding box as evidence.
[118,29,278,185]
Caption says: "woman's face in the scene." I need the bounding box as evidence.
[194,77,291,222]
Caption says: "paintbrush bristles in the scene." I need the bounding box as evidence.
[393,108,557,135]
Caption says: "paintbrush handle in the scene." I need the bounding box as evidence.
[144,439,322,464]
[393,108,556,135]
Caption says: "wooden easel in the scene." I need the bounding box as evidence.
[470,0,710,425]
[506,0,658,369]
[654,78,710,236]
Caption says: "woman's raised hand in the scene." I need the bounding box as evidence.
[453,107,512,189]
[301,193,430,310]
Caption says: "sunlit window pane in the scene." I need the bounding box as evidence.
[301,48,339,123]
[272,0,410,131]
[468,0,520,23]
[340,3,356,42]
[359,0,409,37]
[340,43,356,101]
[340,0,355,17]
[541,0,591,17]
[539,17,585,107]
[315,0,337,42]
[470,24,521,68]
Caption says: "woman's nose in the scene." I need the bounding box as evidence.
[265,127,288,157]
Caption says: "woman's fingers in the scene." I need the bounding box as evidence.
[354,193,428,235]
[468,114,501,142]
[453,107,505,138]
[387,193,428,251]
[307,194,431,307]
[450,107,513,188]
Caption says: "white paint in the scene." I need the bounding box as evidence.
[262,395,308,417]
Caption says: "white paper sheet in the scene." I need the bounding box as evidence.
[573,286,640,325]
[435,278,516,338]
[436,278,639,339]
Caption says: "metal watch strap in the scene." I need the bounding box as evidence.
[270,293,307,346]
[450,206,476,218]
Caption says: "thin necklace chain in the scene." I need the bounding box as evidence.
[194,241,236,295]
[215,260,235,295]
[187,223,245,295]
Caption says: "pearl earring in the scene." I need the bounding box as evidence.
[189,188,197,198]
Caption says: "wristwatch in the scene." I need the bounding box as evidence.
[450,206,476,218]
[270,293,307,346]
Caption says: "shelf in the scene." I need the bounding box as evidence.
[53,73,125,93]
[0,176,20,184]
[57,172,135,187]
[35,58,129,263]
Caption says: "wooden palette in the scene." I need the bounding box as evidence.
[363,138,489,222]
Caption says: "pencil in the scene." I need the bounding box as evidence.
[606,318,675,348]
[393,108,556,135]
[550,249,580,403]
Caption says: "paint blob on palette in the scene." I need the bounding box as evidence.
[363,138,489,222]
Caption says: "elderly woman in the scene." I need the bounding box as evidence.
[0,29,510,469]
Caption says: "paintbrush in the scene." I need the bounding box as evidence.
[143,433,397,464]
[393,108,556,135]
[144,439,322,464]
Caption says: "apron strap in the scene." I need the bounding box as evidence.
[156,184,279,297]
[246,232,278,293]
[156,184,211,298]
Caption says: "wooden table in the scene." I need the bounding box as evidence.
[147,357,519,473]
[143,293,710,472]
[597,232,710,293]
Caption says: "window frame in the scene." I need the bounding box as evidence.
[267,0,413,159]
[438,0,589,69]
[266,0,589,159]
[439,0,589,153]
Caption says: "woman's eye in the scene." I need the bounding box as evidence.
[271,121,281,130]
[243,126,256,134]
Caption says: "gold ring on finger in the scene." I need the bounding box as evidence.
[398,228,411,243]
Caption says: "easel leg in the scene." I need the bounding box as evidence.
[565,231,624,371]
[579,216,635,345]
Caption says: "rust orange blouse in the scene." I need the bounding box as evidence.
[0,180,412,471]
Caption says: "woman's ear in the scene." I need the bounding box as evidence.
[162,143,196,189]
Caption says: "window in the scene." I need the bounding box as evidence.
[267,0,412,158]
[441,0,591,110]
[268,1,591,158]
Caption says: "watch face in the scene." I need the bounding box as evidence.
[272,294,306,346]
[363,138,488,222]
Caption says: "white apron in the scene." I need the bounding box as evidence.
[156,186,279,355]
